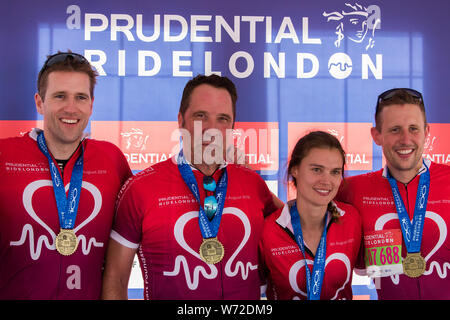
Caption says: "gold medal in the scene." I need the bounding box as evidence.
[199,237,224,264]
[55,229,78,256]
[403,252,426,278]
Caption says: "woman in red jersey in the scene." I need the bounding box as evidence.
[259,131,362,300]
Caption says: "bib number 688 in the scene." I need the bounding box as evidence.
[366,246,401,266]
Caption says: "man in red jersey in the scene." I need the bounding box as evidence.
[102,75,279,300]
[0,52,132,299]
[338,88,450,299]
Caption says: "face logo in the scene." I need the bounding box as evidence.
[288,253,351,300]
[226,129,246,163]
[327,129,345,143]
[323,3,381,51]
[121,128,149,151]
[424,133,436,152]
[375,211,449,282]
[10,180,104,260]
[163,207,257,290]
[232,129,247,150]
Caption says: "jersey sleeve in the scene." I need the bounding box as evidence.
[353,206,366,276]
[116,147,133,185]
[336,180,367,275]
[354,222,367,276]
[354,247,367,276]
[107,141,133,185]
[258,241,268,295]
[336,177,356,205]
[345,202,366,276]
[258,216,273,294]
[111,178,143,249]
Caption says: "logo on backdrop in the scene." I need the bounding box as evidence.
[91,121,179,170]
[288,122,373,172]
[424,133,436,152]
[327,129,344,143]
[421,124,450,165]
[323,2,381,51]
[64,4,384,80]
[121,128,150,152]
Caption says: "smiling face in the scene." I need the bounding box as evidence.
[178,84,234,166]
[371,103,429,183]
[290,147,344,210]
[35,71,93,158]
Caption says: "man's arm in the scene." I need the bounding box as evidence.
[335,178,354,204]
[271,192,284,210]
[101,238,137,300]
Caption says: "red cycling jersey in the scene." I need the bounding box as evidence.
[112,156,278,299]
[259,201,362,300]
[0,129,132,299]
[337,159,450,299]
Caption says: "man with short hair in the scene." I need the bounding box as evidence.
[0,52,132,299]
[101,74,279,299]
[338,88,450,299]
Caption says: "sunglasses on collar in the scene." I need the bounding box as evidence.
[203,175,218,220]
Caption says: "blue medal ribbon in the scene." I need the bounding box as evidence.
[289,202,328,300]
[37,132,84,230]
[177,150,227,239]
[386,160,430,254]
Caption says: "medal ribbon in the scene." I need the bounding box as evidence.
[177,150,227,239]
[386,160,430,254]
[37,132,84,230]
[289,202,328,300]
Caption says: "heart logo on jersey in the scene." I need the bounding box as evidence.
[164,207,257,290]
[375,211,448,281]
[10,179,103,260]
[289,252,351,300]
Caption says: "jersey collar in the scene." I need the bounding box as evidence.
[275,199,344,234]
[28,127,88,142]
[381,158,431,179]
[176,149,228,171]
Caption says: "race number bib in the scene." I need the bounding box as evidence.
[364,229,403,277]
